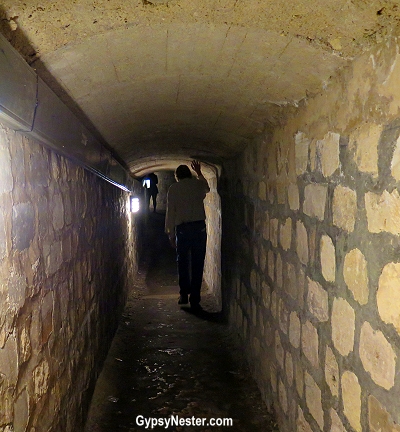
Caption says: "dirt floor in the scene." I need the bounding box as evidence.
[84,212,279,432]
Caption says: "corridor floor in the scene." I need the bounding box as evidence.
[84,212,279,432]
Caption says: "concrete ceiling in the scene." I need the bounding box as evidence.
[1,0,400,175]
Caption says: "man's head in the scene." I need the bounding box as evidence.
[175,165,192,181]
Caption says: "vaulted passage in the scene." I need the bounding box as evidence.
[2,2,400,432]
[84,212,278,431]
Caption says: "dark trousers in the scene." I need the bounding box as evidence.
[176,221,207,305]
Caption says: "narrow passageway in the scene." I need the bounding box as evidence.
[84,212,279,432]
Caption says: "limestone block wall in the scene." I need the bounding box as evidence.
[221,35,400,431]
[0,124,138,431]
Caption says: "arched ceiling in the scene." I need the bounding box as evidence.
[1,0,400,176]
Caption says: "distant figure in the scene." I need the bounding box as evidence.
[143,173,158,213]
[165,160,210,311]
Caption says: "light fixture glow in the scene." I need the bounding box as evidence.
[130,196,140,213]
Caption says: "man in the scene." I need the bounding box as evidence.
[165,160,210,311]
[142,172,159,213]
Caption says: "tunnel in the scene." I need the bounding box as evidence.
[1,1,400,431]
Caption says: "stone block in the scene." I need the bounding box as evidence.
[307,277,329,322]
[318,132,340,177]
[258,181,267,200]
[268,250,275,282]
[285,262,297,300]
[251,297,257,326]
[295,131,310,175]
[253,244,260,268]
[0,386,13,424]
[258,311,265,337]
[33,359,50,400]
[289,311,301,348]
[250,269,257,293]
[0,211,6,260]
[265,321,273,347]
[19,325,32,364]
[297,407,313,432]
[270,218,279,247]
[296,221,308,265]
[0,336,18,384]
[28,148,50,188]
[279,379,288,414]
[271,290,277,319]
[63,233,73,263]
[377,262,400,334]
[342,370,362,432]
[52,193,65,231]
[285,351,294,386]
[270,363,277,394]
[277,175,288,205]
[302,320,319,367]
[349,122,382,176]
[330,409,346,432]
[13,389,29,432]
[261,281,271,308]
[46,241,63,275]
[333,185,357,232]
[41,292,54,345]
[343,248,369,305]
[7,269,27,312]
[305,372,324,430]
[325,346,339,397]
[0,139,13,194]
[37,196,50,238]
[331,297,355,356]
[391,135,400,183]
[264,181,273,205]
[359,321,396,390]
[365,190,400,234]
[12,202,35,251]
[288,183,300,211]
[320,234,335,282]
[303,184,327,220]
[280,218,292,251]
[369,395,400,432]
[262,211,270,240]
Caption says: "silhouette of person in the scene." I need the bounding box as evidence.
[165,160,209,311]
[143,173,158,213]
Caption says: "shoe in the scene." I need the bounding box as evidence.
[190,303,203,312]
[178,295,189,304]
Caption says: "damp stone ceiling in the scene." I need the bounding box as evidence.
[1,0,400,174]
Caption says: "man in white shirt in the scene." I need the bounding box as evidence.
[165,160,210,310]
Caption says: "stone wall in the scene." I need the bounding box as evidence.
[0,124,138,431]
[221,35,400,431]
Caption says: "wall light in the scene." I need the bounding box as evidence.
[130,196,140,213]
